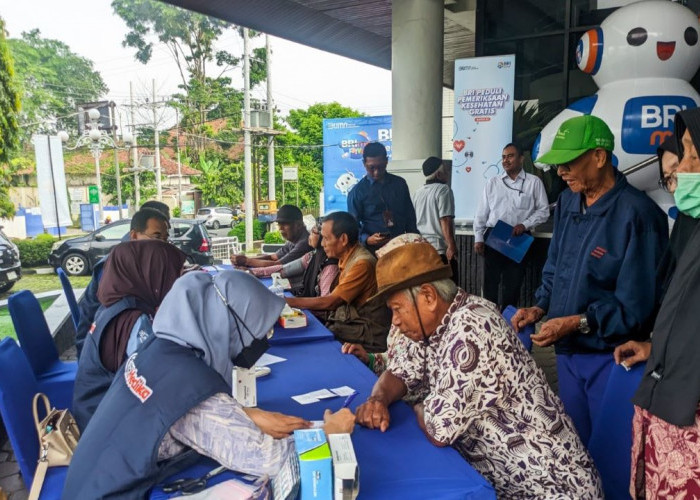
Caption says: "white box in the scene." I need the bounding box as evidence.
[328,434,359,500]
[233,367,257,407]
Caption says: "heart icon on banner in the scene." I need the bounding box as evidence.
[453,140,465,152]
[465,167,472,173]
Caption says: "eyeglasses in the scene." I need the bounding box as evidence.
[658,172,677,192]
[161,465,227,494]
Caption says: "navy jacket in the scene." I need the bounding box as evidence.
[75,256,107,358]
[73,297,153,432]
[535,172,668,354]
[63,336,229,499]
[347,173,418,246]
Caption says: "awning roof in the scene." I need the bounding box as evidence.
[160,0,476,87]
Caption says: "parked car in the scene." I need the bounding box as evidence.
[196,207,238,229]
[0,228,21,293]
[48,218,214,276]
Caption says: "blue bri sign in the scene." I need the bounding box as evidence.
[322,116,392,214]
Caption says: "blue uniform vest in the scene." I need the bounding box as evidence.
[63,336,230,499]
[73,296,153,432]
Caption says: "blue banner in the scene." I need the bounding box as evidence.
[322,116,392,213]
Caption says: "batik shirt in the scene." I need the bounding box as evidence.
[387,289,602,499]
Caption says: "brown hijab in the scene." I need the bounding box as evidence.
[97,239,186,371]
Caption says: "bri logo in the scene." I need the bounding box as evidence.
[497,60,512,69]
[591,246,607,259]
[622,96,696,154]
[124,353,153,403]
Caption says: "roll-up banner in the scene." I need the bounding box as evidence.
[452,55,515,223]
[322,116,392,214]
[33,134,73,231]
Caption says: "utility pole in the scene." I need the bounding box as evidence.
[110,101,123,219]
[153,79,162,201]
[243,28,253,252]
[176,107,182,212]
[266,35,276,201]
[130,82,140,208]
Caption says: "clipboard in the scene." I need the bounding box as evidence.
[485,220,534,263]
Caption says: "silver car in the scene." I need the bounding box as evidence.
[196,207,237,229]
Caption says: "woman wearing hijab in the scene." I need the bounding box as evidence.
[617,108,700,498]
[73,239,186,431]
[249,221,339,299]
[63,270,354,499]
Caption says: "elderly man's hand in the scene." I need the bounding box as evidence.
[474,242,485,255]
[614,340,652,368]
[512,224,527,236]
[530,315,579,347]
[511,306,545,332]
[231,254,248,266]
[323,408,356,435]
[341,342,369,364]
[355,397,391,432]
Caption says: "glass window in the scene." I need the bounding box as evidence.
[217,208,233,215]
[171,222,193,239]
[484,35,565,105]
[570,0,617,28]
[483,0,565,41]
[97,222,130,240]
[197,209,211,215]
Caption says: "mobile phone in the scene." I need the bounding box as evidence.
[378,232,391,238]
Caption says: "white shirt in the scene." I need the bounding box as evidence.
[412,182,455,254]
[473,170,550,243]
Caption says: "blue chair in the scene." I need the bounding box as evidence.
[588,363,645,500]
[8,290,77,410]
[57,267,80,331]
[0,338,67,498]
[502,305,534,351]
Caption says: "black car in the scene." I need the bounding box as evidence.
[48,218,214,276]
[0,228,21,293]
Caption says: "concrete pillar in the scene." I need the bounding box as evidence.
[391,0,443,161]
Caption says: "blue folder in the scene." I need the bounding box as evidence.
[485,220,534,263]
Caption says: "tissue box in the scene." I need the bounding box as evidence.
[294,429,332,500]
[328,434,359,500]
[279,309,308,329]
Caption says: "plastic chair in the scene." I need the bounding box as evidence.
[502,305,534,352]
[57,267,81,330]
[588,363,645,500]
[8,290,77,409]
[0,338,67,497]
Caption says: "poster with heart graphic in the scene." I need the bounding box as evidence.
[452,55,515,222]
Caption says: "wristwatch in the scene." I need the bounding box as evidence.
[578,314,591,334]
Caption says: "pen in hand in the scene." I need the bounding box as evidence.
[341,392,358,409]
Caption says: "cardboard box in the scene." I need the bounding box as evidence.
[233,367,257,407]
[328,434,359,500]
[279,309,308,329]
[294,429,332,500]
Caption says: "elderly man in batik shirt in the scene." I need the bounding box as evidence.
[355,242,602,499]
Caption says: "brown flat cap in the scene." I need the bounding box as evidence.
[370,242,452,302]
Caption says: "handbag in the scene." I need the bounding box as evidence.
[28,393,80,500]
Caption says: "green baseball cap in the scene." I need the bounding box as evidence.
[537,115,615,165]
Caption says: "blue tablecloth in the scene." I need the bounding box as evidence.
[257,339,495,499]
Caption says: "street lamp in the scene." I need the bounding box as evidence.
[60,109,133,221]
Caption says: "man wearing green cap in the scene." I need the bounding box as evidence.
[512,115,668,445]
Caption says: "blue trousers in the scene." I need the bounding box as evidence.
[556,353,614,446]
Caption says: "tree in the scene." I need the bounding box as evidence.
[7,30,107,139]
[0,17,21,217]
[102,165,157,206]
[269,102,364,207]
[194,154,244,207]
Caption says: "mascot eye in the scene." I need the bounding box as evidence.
[626,27,648,46]
[685,27,698,46]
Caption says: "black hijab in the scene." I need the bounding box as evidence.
[633,108,700,426]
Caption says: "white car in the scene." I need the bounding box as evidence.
[196,207,237,229]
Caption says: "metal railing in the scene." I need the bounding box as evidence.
[210,237,242,261]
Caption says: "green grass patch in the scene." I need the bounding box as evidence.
[0,296,57,341]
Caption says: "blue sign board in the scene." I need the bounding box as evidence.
[322,116,392,213]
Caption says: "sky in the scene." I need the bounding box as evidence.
[0,0,393,129]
